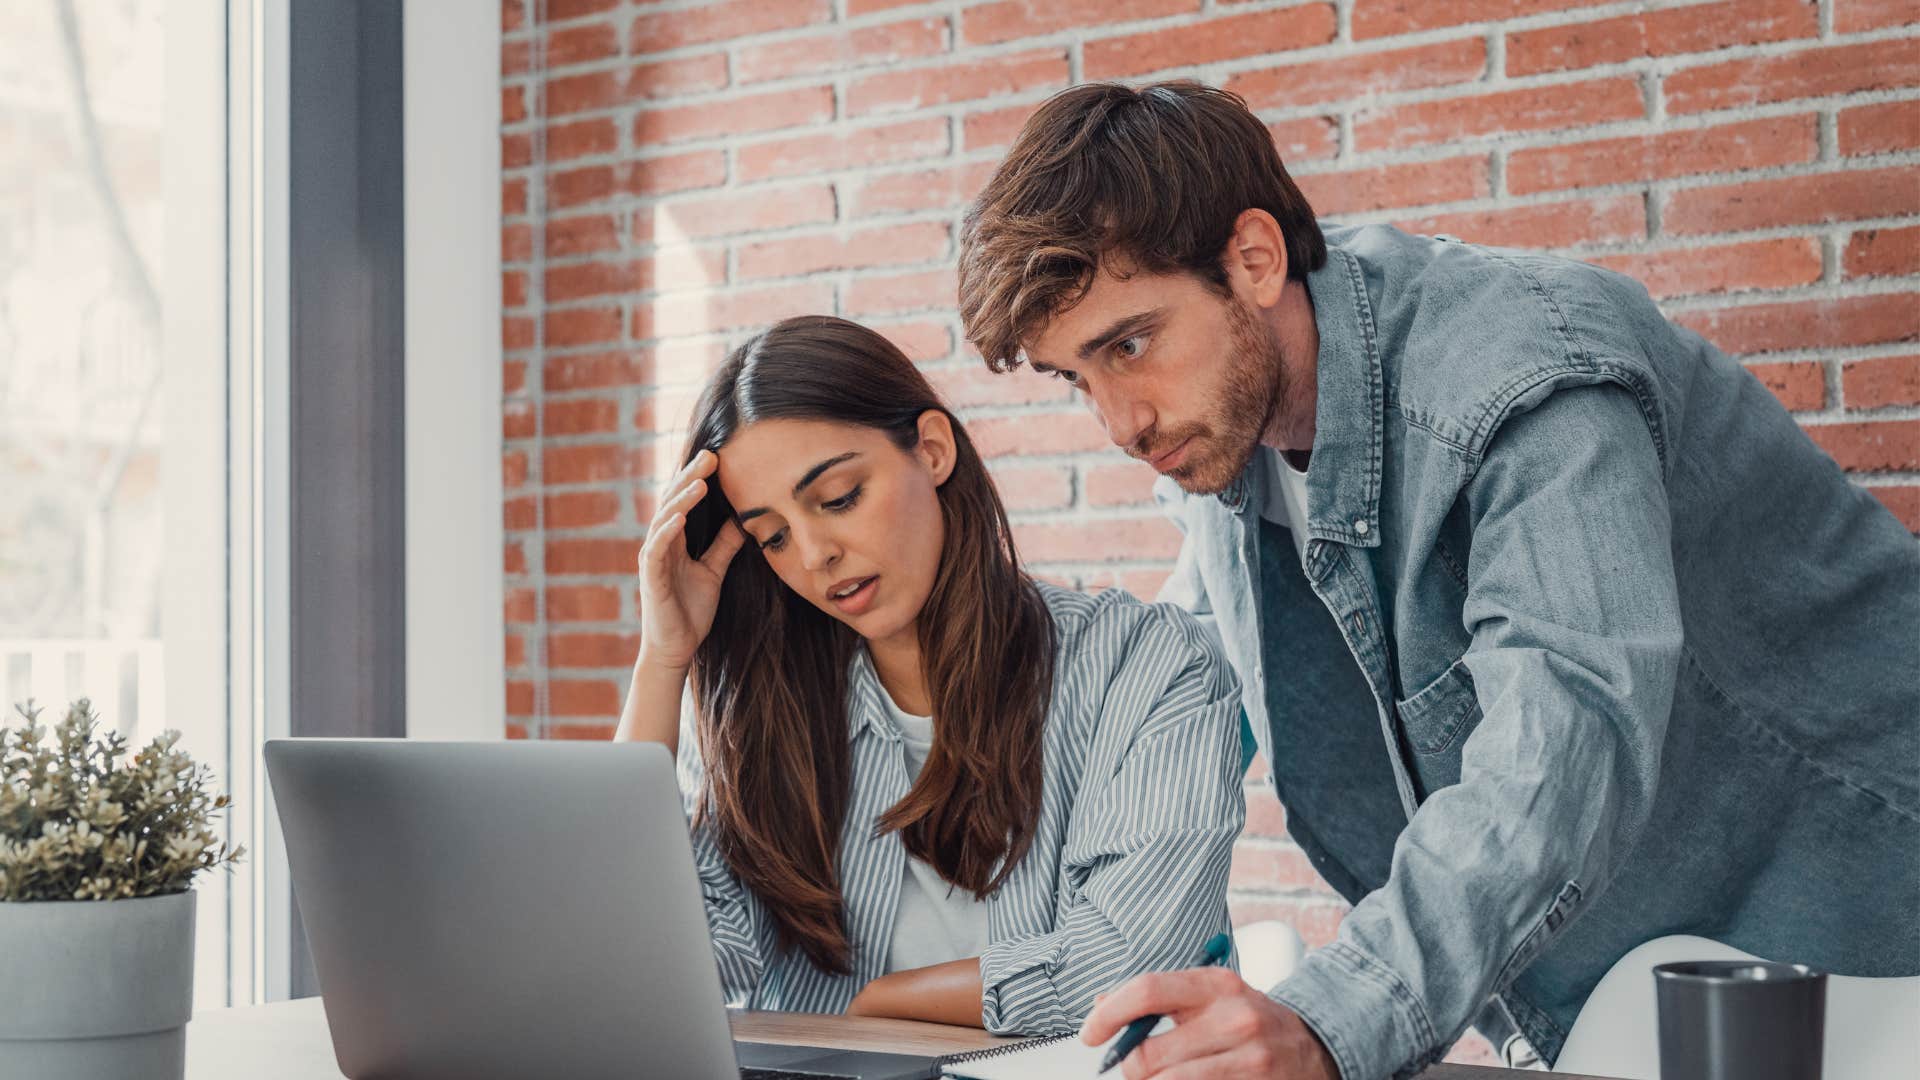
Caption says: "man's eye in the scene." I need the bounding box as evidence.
[1046,368,1081,385]
[1115,334,1148,360]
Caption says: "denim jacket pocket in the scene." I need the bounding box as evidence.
[1394,657,1482,756]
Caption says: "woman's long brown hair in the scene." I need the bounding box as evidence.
[679,315,1056,976]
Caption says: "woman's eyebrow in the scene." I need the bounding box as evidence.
[792,451,860,496]
[735,451,862,523]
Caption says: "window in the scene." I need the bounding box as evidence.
[0,0,281,1010]
[2,0,504,1009]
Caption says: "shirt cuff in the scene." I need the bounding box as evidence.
[1265,941,1441,1080]
[978,933,1068,1034]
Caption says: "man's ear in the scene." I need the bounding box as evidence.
[1224,208,1289,310]
[915,409,958,486]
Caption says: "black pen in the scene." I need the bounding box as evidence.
[1096,931,1234,1075]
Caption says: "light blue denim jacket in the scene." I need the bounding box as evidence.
[1154,223,1920,1079]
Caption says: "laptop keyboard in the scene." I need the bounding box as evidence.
[739,1069,859,1080]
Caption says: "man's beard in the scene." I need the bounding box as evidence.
[1136,297,1288,495]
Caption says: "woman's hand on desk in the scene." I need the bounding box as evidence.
[845,958,986,1028]
[637,449,746,673]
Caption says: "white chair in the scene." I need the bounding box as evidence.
[1555,935,1920,1079]
[1232,919,1306,992]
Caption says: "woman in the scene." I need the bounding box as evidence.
[614,315,1244,1035]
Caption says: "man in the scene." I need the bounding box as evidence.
[956,81,1920,1079]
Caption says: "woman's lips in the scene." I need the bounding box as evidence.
[829,575,878,615]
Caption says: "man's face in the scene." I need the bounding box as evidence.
[1021,263,1286,495]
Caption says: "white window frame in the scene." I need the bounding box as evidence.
[403,1,505,745]
[163,0,503,1008]
[162,0,293,1008]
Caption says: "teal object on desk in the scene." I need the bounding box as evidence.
[1097,932,1234,1074]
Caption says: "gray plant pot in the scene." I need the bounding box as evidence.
[0,889,196,1080]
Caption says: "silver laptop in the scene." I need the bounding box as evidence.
[265,738,947,1080]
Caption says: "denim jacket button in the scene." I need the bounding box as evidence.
[1354,519,1370,536]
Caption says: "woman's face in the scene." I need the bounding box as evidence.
[714,412,954,647]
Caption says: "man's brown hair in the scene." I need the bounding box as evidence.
[958,80,1326,370]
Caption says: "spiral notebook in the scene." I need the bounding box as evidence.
[936,1018,1172,1079]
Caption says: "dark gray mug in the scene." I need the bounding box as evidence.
[1654,960,1827,1080]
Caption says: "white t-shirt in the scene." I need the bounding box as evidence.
[1260,446,1313,562]
[877,680,991,974]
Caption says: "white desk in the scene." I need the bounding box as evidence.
[186,998,338,1079]
[185,997,1610,1079]
[183,997,1008,1078]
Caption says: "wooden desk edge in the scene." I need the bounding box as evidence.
[729,1009,1017,1056]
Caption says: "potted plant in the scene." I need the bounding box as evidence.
[0,699,242,1080]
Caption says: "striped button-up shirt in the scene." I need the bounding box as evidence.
[675,583,1246,1035]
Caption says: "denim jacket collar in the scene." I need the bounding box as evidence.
[1218,243,1385,552]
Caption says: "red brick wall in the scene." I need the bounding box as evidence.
[500,0,1918,1060]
